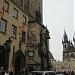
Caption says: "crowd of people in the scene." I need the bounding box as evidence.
[63,71,75,75]
[0,70,13,75]
[0,66,75,75]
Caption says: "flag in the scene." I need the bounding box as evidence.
[0,6,4,19]
[0,0,4,20]
[22,22,25,32]
[19,22,25,33]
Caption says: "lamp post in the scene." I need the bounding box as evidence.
[7,37,12,46]
[4,37,12,50]
[0,45,4,67]
[3,37,12,70]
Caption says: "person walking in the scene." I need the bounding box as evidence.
[4,71,9,75]
[0,70,5,75]
[71,71,74,75]
[63,71,69,75]
[9,70,13,75]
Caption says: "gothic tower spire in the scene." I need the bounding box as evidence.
[73,31,75,47]
[63,30,68,43]
[62,30,69,51]
[62,30,69,61]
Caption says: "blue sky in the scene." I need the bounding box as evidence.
[43,0,74,61]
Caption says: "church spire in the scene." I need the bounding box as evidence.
[73,32,75,47]
[62,30,68,43]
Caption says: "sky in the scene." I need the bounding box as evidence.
[43,0,74,61]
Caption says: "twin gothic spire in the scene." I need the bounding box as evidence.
[62,30,75,47]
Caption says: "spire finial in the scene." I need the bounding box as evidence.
[63,29,68,43]
[73,31,75,42]
[64,27,66,34]
[73,31,75,48]
[46,25,47,28]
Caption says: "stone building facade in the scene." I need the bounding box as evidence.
[27,21,50,71]
[29,0,43,23]
[0,0,51,74]
[62,30,75,61]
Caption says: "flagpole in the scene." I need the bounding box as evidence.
[0,0,4,20]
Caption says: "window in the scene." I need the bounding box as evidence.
[28,51,34,57]
[22,31,26,43]
[23,15,26,25]
[70,53,74,58]
[11,25,17,38]
[13,8,18,19]
[0,19,7,33]
[4,1,9,12]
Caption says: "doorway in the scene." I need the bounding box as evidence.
[15,55,21,75]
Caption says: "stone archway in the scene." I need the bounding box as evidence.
[12,50,25,75]
[15,55,21,75]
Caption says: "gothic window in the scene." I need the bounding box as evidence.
[70,53,74,58]
[0,19,7,33]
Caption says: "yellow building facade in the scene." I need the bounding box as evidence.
[0,0,29,74]
[0,0,51,74]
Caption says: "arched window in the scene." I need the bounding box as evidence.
[70,53,74,58]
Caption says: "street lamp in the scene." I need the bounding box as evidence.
[0,45,4,67]
[3,37,12,51]
[3,37,12,70]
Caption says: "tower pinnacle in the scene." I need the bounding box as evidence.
[73,32,75,47]
[63,30,68,43]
